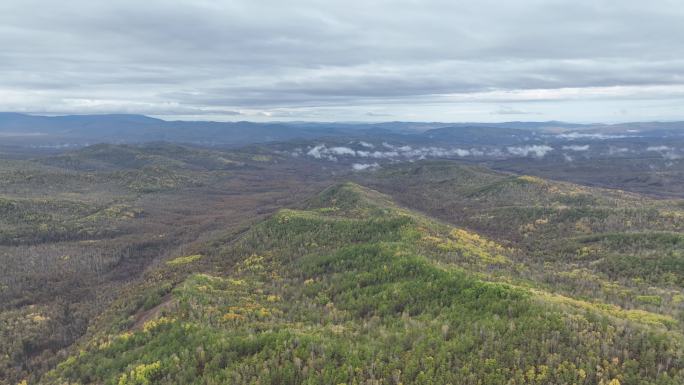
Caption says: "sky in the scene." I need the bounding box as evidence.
[1,0,683,123]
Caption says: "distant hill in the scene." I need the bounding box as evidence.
[0,113,360,146]
[422,125,536,145]
[1,113,683,147]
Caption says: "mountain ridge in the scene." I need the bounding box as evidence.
[2,112,683,148]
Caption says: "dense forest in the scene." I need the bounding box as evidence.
[0,144,331,384]
[1,144,683,384]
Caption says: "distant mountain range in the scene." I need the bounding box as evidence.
[0,113,355,146]
[0,112,683,147]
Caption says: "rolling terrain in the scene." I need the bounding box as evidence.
[0,144,333,383]
[41,182,684,384]
[0,142,682,384]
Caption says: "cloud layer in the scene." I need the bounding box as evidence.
[296,141,682,171]
[301,142,555,163]
[2,0,684,121]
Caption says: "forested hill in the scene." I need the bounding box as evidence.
[41,182,683,385]
[1,144,683,384]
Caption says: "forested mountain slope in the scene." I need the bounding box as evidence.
[0,144,332,384]
[356,162,684,318]
[2,144,683,385]
[40,183,684,385]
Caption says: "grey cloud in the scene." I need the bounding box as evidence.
[1,0,684,120]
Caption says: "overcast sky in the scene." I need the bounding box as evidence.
[1,0,683,122]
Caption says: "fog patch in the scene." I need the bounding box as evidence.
[647,146,681,160]
[562,145,590,151]
[352,163,380,171]
[506,145,553,158]
[557,133,632,140]
[303,142,548,162]
[329,146,356,156]
[307,145,338,161]
[647,146,672,152]
[290,148,303,157]
[607,147,630,155]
